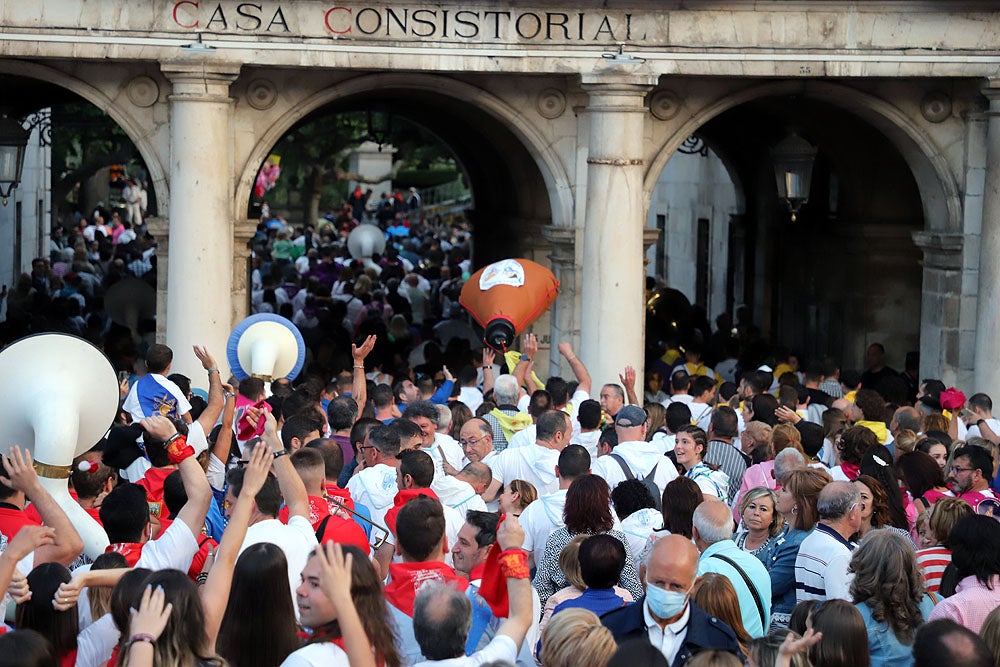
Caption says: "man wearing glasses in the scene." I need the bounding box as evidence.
[949,446,999,510]
[458,418,495,466]
[794,481,861,603]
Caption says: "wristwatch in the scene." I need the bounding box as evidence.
[273,449,289,459]
[521,355,531,362]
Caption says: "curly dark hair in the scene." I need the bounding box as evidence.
[849,530,927,644]
[564,474,614,534]
[837,426,878,466]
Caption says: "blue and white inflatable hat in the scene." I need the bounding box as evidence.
[226,313,305,383]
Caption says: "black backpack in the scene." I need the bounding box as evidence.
[608,453,662,511]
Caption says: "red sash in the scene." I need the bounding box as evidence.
[384,561,467,617]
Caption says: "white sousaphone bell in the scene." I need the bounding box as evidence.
[226,313,306,394]
[0,333,119,559]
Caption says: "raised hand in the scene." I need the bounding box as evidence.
[140,415,178,442]
[352,335,377,363]
[129,585,173,640]
[482,348,495,368]
[4,525,55,562]
[241,443,272,497]
[619,365,637,391]
[192,345,218,371]
[0,446,41,496]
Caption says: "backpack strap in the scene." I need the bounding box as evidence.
[608,453,635,481]
[315,514,332,542]
[710,553,766,631]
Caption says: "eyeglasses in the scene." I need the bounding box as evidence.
[951,466,975,474]
[358,445,376,452]
[460,436,486,448]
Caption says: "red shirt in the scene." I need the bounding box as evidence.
[0,505,41,540]
[137,467,175,519]
[158,517,218,579]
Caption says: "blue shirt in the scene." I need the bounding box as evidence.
[856,595,936,667]
[698,539,772,638]
[770,527,812,617]
[554,587,629,619]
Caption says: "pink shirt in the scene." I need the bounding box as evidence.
[928,574,1000,632]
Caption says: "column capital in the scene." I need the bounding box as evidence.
[580,74,657,114]
[912,231,963,270]
[580,73,659,90]
[161,61,241,102]
[642,227,661,253]
[234,218,258,243]
[144,216,169,239]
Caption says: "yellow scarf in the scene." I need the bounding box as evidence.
[844,390,857,403]
[857,420,888,444]
[504,351,545,390]
[489,407,533,442]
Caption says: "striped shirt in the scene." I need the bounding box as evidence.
[704,440,749,505]
[795,523,856,603]
[916,546,952,594]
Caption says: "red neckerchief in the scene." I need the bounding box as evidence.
[106,542,143,566]
[326,485,356,514]
[469,563,487,582]
[137,467,175,519]
[384,561,467,616]
[384,488,440,535]
[279,496,332,526]
[236,398,273,440]
[60,648,77,667]
[477,514,510,617]
[841,461,860,480]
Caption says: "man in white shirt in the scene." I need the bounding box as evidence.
[346,424,403,570]
[403,400,465,479]
[688,376,717,428]
[518,444,591,568]
[484,410,572,501]
[965,393,1000,440]
[228,412,317,610]
[795,481,861,603]
[661,371,693,409]
[600,534,742,663]
[457,418,496,467]
[592,405,678,498]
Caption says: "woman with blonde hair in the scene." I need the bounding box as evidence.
[539,608,618,667]
[691,573,753,657]
[735,487,785,566]
[499,479,538,516]
[850,530,934,665]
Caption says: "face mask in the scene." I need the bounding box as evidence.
[645,582,689,620]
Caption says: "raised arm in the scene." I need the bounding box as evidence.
[193,345,225,436]
[262,411,310,519]
[203,443,271,648]
[557,341,591,396]
[619,365,639,406]
[140,416,212,540]
[481,348,496,396]
[0,447,83,566]
[212,384,238,464]
[494,516,533,650]
[0,525,54,596]
[352,335,377,415]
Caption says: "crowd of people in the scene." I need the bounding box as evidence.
[2,205,1000,666]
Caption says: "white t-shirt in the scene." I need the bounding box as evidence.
[620,508,663,558]
[427,433,465,480]
[412,634,518,667]
[347,463,399,542]
[136,515,200,571]
[280,641,350,667]
[518,490,567,555]
[590,441,678,496]
[571,430,601,458]
[966,418,1000,440]
[486,445,561,497]
[507,424,537,449]
[457,386,484,413]
[240,516,318,613]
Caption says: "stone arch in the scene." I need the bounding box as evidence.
[0,60,169,216]
[644,80,962,234]
[234,72,574,235]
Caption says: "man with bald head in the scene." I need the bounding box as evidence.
[601,534,741,665]
[459,418,495,466]
[692,500,771,638]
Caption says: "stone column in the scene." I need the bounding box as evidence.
[144,216,169,344]
[975,80,1000,393]
[579,74,657,391]
[232,218,258,327]
[541,225,578,379]
[161,62,240,387]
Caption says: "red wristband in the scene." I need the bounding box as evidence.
[166,435,194,464]
[498,548,529,579]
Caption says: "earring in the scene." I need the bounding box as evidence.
[792,506,798,514]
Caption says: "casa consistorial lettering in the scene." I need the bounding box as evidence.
[168,2,645,43]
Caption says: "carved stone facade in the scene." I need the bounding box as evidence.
[1,1,998,389]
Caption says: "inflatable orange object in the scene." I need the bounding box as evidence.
[459,259,560,351]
